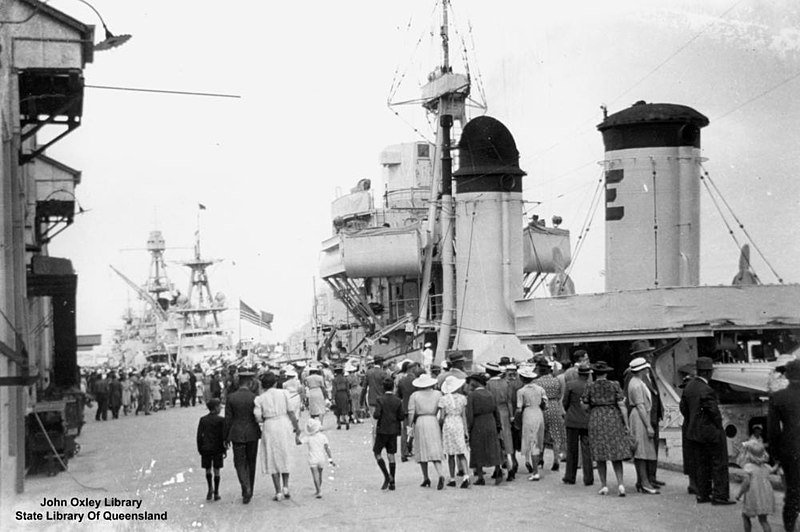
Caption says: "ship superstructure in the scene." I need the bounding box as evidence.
[310,1,570,367]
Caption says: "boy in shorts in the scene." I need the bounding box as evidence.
[373,377,404,490]
[196,398,227,501]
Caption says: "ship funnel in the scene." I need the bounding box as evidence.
[454,116,526,181]
[452,115,528,365]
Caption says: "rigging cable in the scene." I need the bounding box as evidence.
[454,203,478,348]
[699,164,783,283]
[564,169,605,279]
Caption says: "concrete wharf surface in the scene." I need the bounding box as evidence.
[3,401,787,532]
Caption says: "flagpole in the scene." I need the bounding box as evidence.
[238,298,242,356]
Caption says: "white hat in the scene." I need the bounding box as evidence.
[412,374,438,389]
[424,342,432,348]
[483,362,502,373]
[344,363,357,373]
[518,366,537,379]
[284,368,298,378]
[441,375,466,395]
[306,418,321,435]
[629,357,651,372]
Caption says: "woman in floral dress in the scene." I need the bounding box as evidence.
[438,375,469,488]
[535,359,567,471]
[581,361,631,497]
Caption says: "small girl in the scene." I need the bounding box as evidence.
[305,418,335,498]
[736,438,776,532]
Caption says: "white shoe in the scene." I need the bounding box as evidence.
[598,486,609,495]
[528,473,540,481]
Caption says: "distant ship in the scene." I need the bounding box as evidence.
[111,228,234,367]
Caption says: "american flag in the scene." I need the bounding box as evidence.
[240,300,273,330]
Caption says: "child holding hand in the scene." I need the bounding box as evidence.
[305,418,335,498]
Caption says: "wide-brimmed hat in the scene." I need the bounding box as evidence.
[505,364,518,371]
[484,362,502,374]
[344,363,357,373]
[441,375,466,395]
[518,366,537,379]
[448,352,465,363]
[306,418,321,435]
[696,356,714,371]
[591,361,613,374]
[629,357,651,373]
[284,367,298,378]
[630,339,655,356]
[412,374,438,389]
[466,373,488,386]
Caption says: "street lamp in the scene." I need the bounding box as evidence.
[72,0,132,51]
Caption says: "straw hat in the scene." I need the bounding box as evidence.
[412,374,438,389]
[629,357,651,373]
[441,375,466,395]
[591,361,614,374]
[518,366,537,379]
[483,362,502,374]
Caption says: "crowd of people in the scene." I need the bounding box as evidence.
[83,341,800,532]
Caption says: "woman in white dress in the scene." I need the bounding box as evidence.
[408,374,446,489]
[254,372,302,501]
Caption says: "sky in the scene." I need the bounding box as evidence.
[42,0,800,345]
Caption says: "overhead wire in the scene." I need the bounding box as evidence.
[529,0,747,160]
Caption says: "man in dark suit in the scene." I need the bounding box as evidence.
[361,355,389,441]
[768,358,800,532]
[373,377,404,490]
[197,398,226,501]
[562,363,593,486]
[224,371,260,504]
[679,356,734,505]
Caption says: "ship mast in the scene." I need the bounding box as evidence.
[417,0,467,366]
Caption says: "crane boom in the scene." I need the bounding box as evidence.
[109,265,168,321]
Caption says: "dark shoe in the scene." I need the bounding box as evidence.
[420,478,431,488]
[506,471,515,482]
[213,494,221,501]
[551,463,560,472]
[696,497,711,504]
[401,456,409,463]
[337,424,341,430]
[381,478,390,490]
[711,499,736,506]
[346,424,350,430]
[474,478,486,486]
[562,478,576,485]
[460,478,470,489]
[206,491,213,501]
[652,479,666,487]
[388,481,395,491]
[584,482,594,487]
[447,480,457,487]
[243,495,252,504]
[437,477,445,490]
[494,474,502,486]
